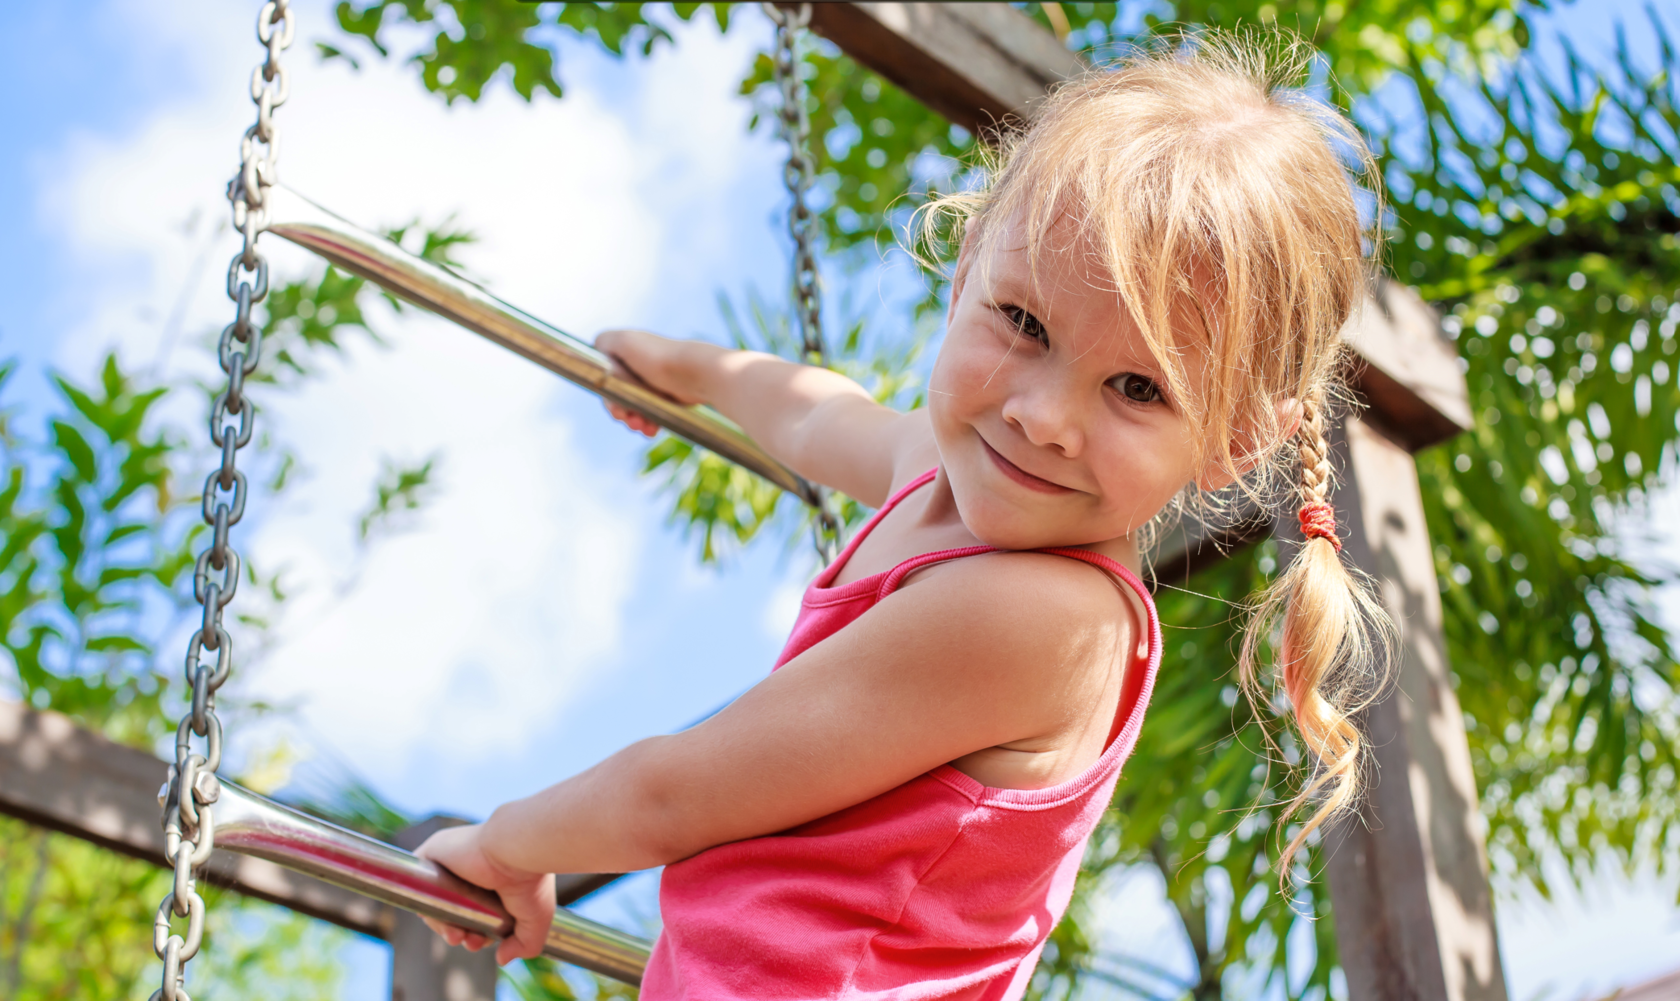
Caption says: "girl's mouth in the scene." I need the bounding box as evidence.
[981,437,1075,495]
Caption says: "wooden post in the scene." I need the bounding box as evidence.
[390,817,501,1001]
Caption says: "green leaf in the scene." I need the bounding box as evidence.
[49,421,97,484]
[85,635,147,654]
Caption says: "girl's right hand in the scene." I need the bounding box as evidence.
[595,329,706,437]
[414,823,556,966]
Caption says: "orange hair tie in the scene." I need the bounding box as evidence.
[1299,502,1341,551]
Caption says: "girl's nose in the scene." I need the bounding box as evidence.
[1000,376,1085,458]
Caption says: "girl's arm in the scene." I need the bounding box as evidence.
[595,329,911,507]
[416,553,1135,963]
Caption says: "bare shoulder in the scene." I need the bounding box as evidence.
[885,550,1138,679]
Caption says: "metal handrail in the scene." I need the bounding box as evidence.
[213,781,652,984]
[262,184,821,506]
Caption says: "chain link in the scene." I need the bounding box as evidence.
[150,3,288,997]
[762,3,843,563]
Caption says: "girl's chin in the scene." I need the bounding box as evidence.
[956,499,1072,551]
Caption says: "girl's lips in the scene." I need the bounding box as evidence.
[981,437,1075,494]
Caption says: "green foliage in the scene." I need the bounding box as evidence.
[326,0,733,103]
[506,955,640,1001]
[740,43,973,257]
[358,453,441,542]
[1379,19,1680,893]
[643,289,930,562]
[0,355,193,747]
[259,218,475,382]
[191,890,350,999]
[0,815,172,999]
[0,814,346,1001]
[1023,1,1536,96]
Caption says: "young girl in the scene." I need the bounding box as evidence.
[417,33,1388,999]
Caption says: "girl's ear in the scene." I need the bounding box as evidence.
[1196,397,1304,492]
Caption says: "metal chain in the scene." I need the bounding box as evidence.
[763,2,842,563]
[149,4,289,999]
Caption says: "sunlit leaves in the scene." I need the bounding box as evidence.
[0,356,193,746]
[1370,10,1680,898]
[642,289,930,563]
[0,212,472,996]
[328,0,733,104]
[0,815,345,1001]
[357,454,441,542]
[740,45,972,258]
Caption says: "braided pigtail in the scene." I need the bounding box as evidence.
[1239,389,1395,885]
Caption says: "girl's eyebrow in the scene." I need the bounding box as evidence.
[985,273,1036,307]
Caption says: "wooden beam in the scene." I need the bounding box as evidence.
[1346,277,1475,452]
[0,700,625,942]
[1276,417,1508,1001]
[391,817,499,1001]
[799,2,1472,452]
[0,700,392,939]
[794,3,1082,136]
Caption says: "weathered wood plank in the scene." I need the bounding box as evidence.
[0,700,392,940]
[795,3,1081,135]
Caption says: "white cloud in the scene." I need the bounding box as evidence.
[235,312,641,773]
[760,578,806,642]
[32,0,770,780]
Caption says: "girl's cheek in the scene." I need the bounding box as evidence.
[939,328,1013,400]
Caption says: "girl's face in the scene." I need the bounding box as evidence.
[930,215,1215,551]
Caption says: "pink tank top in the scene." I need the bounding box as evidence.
[642,469,1161,1001]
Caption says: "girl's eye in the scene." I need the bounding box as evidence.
[1113,373,1161,404]
[1001,305,1047,345]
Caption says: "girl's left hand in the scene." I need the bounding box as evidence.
[414,824,557,965]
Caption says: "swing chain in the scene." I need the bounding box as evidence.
[151,3,289,999]
[763,2,842,562]
[763,2,823,365]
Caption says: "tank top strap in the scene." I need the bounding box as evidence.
[877,545,999,598]
[857,472,1162,683]
[875,541,1159,656]
[815,468,942,588]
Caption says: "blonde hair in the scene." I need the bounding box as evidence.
[916,29,1395,880]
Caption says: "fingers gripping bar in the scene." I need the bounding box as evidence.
[212,782,651,984]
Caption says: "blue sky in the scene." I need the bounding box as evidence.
[2,2,1677,999]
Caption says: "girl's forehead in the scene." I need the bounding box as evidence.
[980,232,1127,328]
[979,214,1114,296]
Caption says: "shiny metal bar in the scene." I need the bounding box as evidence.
[263,184,820,506]
[214,781,651,985]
